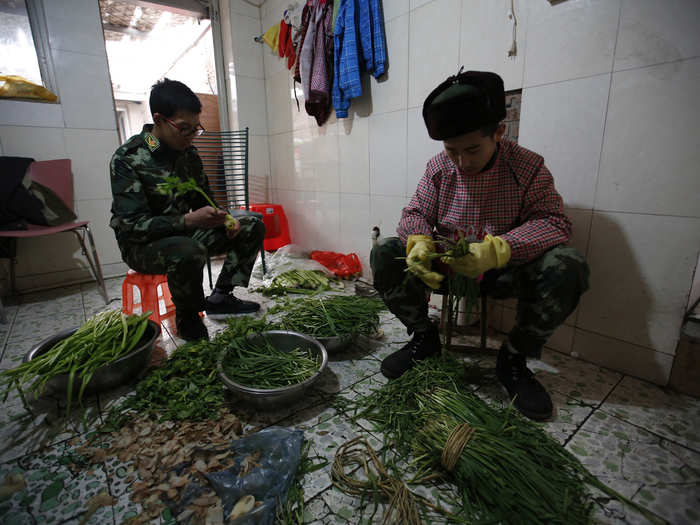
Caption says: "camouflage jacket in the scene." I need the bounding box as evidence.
[109,125,214,252]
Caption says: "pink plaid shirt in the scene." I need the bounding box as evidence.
[398,140,572,265]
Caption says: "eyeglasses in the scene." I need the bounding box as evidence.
[162,116,206,137]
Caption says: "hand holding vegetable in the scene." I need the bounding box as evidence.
[405,234,444,289]
[441,234,511,278]
[157,176,239,234]
[184,206,227,229]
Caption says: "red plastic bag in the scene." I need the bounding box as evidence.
[310,251,362,278]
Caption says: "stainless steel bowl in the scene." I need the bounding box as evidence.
[217,330,328,410]
[23,320,161,395]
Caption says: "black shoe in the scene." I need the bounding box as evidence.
[380,325,441,379]
[175,312,209,341]
[496,344,553,420]
[205,293,260,319]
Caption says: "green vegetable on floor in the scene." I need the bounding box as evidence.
[221,337,319,389]
[349,355,666,525]
[103,316,276,429]
[274,295,385,338]
[1,309,152,420]
[156,175,239,232]
[258,269,337,297]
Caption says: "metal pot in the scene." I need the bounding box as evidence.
[217,330,328,410]
[23,319,161,395]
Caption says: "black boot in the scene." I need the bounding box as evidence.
[205,290,260,319]
[175,311,209,341]
[496,343,553,420]
[380,324,441,379]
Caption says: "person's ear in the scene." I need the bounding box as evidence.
[153,113,163,125]
[494,122,506,142]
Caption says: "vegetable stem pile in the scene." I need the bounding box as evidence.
[221,338,319,389]
[350,355,665,525]
[259,270,336,297]
[1,309,151,419]
[275,295,385,338]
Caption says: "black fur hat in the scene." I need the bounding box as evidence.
[423,70,506,140]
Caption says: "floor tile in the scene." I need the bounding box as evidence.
[1,310,86,368]
[567,410,700,524]
[600,376,700,451]
[535,348,623,406]
[0,439,114,525]
[0,387,101,465]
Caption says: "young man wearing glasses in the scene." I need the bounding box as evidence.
[109,79,264,341]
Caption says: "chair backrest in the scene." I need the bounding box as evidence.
[192,129,249,210]
[26,159,74,211]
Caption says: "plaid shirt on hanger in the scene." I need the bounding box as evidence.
[397,140,572,265]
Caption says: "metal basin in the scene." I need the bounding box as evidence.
[23,320,161,395]
[217,330,328,410]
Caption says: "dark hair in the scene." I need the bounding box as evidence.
[479,121,500,137]
[149,78,201,117]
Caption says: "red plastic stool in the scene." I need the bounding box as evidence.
[248,203,291,251]
[122,270,176,324]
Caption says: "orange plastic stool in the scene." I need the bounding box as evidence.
[122,270,176,324]
[248,203,291,251]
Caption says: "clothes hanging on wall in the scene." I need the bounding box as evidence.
[305,0,335,125]
[332,0,387,118]
[293,3,312,83]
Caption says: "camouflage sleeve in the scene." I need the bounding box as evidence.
[110,157,186,244]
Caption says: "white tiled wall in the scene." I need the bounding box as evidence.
[0,0,124,294]
[242,1,700,384]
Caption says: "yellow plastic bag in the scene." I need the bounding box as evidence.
[0,75,58,102]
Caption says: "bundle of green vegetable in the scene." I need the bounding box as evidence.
[221,337,319,389]
[259,269,336,297]
[104,316,276,428]
[275,295,385,338]
[1,309,151,419]
[156,176,238,232]
[351,355,664,525]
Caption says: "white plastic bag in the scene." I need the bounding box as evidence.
[251,244,333,287]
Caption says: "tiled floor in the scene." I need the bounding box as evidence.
[0,268,699,525]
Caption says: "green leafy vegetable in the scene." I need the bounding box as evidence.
[274,295,385,338]
[156,175,239,231]
[221,337,320,389]
[1,309,152,420]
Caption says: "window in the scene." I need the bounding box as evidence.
[0,0,57,97]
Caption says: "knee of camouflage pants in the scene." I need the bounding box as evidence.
[370,237,432,333]
[509,246,590,357]
[370,237,406,294]
[125,236,208,314]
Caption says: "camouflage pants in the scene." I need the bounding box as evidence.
[370,237,589,357]
[123,216,265,314]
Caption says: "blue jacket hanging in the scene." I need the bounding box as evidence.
[332,0,387,118]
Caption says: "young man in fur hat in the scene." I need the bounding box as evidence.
[370,71,589,420]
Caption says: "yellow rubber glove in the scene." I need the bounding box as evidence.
[406,234,444,289]
[441,234,511,278]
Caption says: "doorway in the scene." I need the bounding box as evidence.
[99,0,222,143]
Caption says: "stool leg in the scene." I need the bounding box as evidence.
[141,283,161,324]
[206,255,213,290]
[122,279,134,314]
[480,294,488,351]
[440,295,449,348]
[161,281,176,316]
